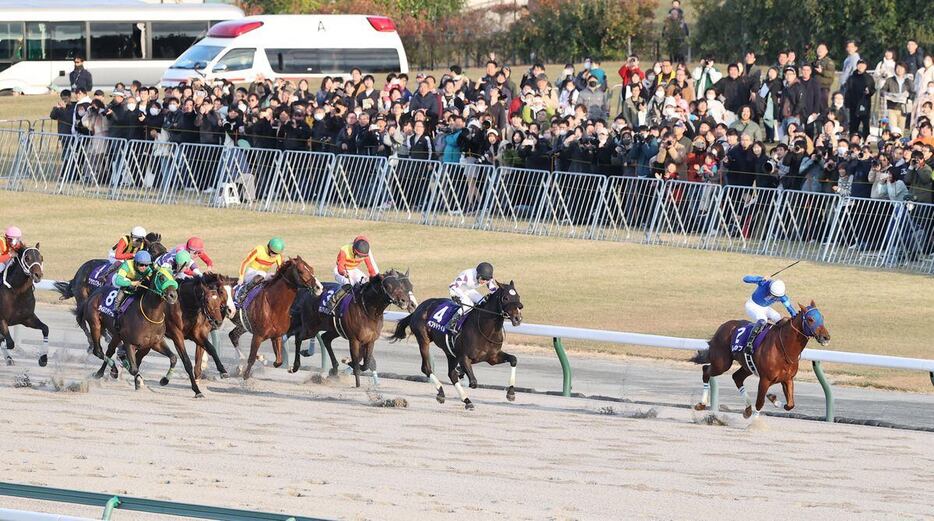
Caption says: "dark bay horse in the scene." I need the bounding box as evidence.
[132,274,230,392]
[287,269,416,387]
[228,257,322,380]
[692,301,831,418]
[76,269,179,392]
[54,233,166,306]
[391,281,523,410]
[0,244,50,366]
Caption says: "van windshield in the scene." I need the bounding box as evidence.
[171,45,224,70]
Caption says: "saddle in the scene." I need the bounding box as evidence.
[234,280,264,310]
[427,301,468,335]
[88,261,119,288]
[317,283,354,339]
[98,287,135,318]
[730,321,772,376]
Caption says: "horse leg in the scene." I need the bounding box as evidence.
[321,331,340,376]
[348,339,362,388]
[196,330,228,379]
[365,342,379,387]
[125,343,143,390]
[732,366,755,419]
[289,328,305,374]
[20,314,50,367]
[754,377,772,417]
[194,343,204,380]
[229,324,246,362]
[496,351,518,402]
[96,337,120,379]
[780,379,795,411]
[0,320,12,366]
[271,334,284,369]
[460,354,478,390]
[242,335,263,380]
[415,331,443,403]
[695,344,733,411]
[169,335,203,397]
[447,353,472,410]
[149,341,177,387]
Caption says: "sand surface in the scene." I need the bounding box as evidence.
[1,353,933,521]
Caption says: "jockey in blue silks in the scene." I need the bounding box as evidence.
[743,275,797,324]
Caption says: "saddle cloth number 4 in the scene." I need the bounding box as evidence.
[432,307,448,323]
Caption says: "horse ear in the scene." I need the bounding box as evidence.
[798,303,806,312]
[404,268,410,277]
[809,299,816,308]
[509,279,514,287]
[35,242,40,248]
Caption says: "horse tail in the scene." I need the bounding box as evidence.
[54,280,74,300]
[389,314,412,342]
[690,344,711,365]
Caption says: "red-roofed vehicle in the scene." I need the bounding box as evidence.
[160,15,408,87]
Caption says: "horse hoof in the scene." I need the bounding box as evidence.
[220,372,229,379]
[329,368,339,377]
[159,377,170,386]
[287,367,296,374]
[194,393,205,399]
[694,403,708,411]
[743,406,753,419]
[766,393,783,408]
[436,394,445,404]
[506,386,516,402]
[6,356,13,367]
[784,404,794,411]
[38,355,47,367]
[469,381,478,390]
[273,361,283,368]
[300,349,311,357]
[134,376,143,390]
[464,400,475,411]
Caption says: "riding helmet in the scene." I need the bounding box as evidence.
[186,236,204,253]
[268,237,285,254]
[476,262,494,281]
[131,226,147,239]
[353,237,370,256]
[769,279,786,297]
[4,226,22,239]
[134,251,152,266]
[175,250,192,267]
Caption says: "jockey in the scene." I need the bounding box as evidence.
[0,226,25,286]
[334,235,379,286]
[109,226,147,262]
[172,236,214,274]
[157,250,198,280]
[329,235,379,312]
[742,275,796,323]
[111,250,154,325]
[238,237,285,284]
[447,262,498,334]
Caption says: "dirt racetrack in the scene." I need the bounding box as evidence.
[2,353,933,521]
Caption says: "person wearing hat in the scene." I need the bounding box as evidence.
[843,59,875,138]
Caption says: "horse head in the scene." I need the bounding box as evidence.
[287,256,323,295]
[20,243,44,284]
[150,269,179,305]
[145,232,166,257]
[798,300,830,346]
[381,268,417,312]
[494,280,523,327]
[195,275,225,328]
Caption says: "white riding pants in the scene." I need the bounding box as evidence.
[745,299,781,323]
[450,288,483,314]
[334,266,368,286]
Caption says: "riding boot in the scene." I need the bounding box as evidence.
[745,319,765,352]
[446,309,464,336]
[113,290,127,332]
[330,284,352,314]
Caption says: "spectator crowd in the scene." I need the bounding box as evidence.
[47,11,934,255]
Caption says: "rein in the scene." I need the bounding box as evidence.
[19,247,43,275]
[777,310,817,365]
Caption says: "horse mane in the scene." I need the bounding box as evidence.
[267,259,296,283]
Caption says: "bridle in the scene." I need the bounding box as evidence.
[379,273,412,309]
[195,283,223,328]
[18,247,43,278]
[778,307,822,364]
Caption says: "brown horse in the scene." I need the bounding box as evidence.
[692,301,831,418]
[228,257,322,380]
[390,281,523,410]
[287,269,416,387]
[54,233,166,306]
[0,244,50,366]
[76,269,179,392]
[131,274,231,393]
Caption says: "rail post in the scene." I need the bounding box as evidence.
[101,496,120,520]
[318,333,327,371]
[930,371,934,387]
[552,337,572,396]
[709,376,719,413]
[812,360,834,422]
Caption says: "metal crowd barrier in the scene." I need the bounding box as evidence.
[1,127,932,276]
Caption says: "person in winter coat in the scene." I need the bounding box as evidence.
[843,60,876,138]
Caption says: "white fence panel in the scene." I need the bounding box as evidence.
[647,180,721,248]
[264,150,335,215]
[533,171,607,239]
[320,154,388,219]
[371,157,441,223]
[480,167,551,234]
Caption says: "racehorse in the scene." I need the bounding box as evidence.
[228,257,322,380]
[54,233,167,306]
[390,281,523,410]
[0,244,50,366]
[132,274,231,390]
[691,301,831,418]
[75,269,179,393]
[287,269,416,387]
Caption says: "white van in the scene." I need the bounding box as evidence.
[160,15,408,87]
